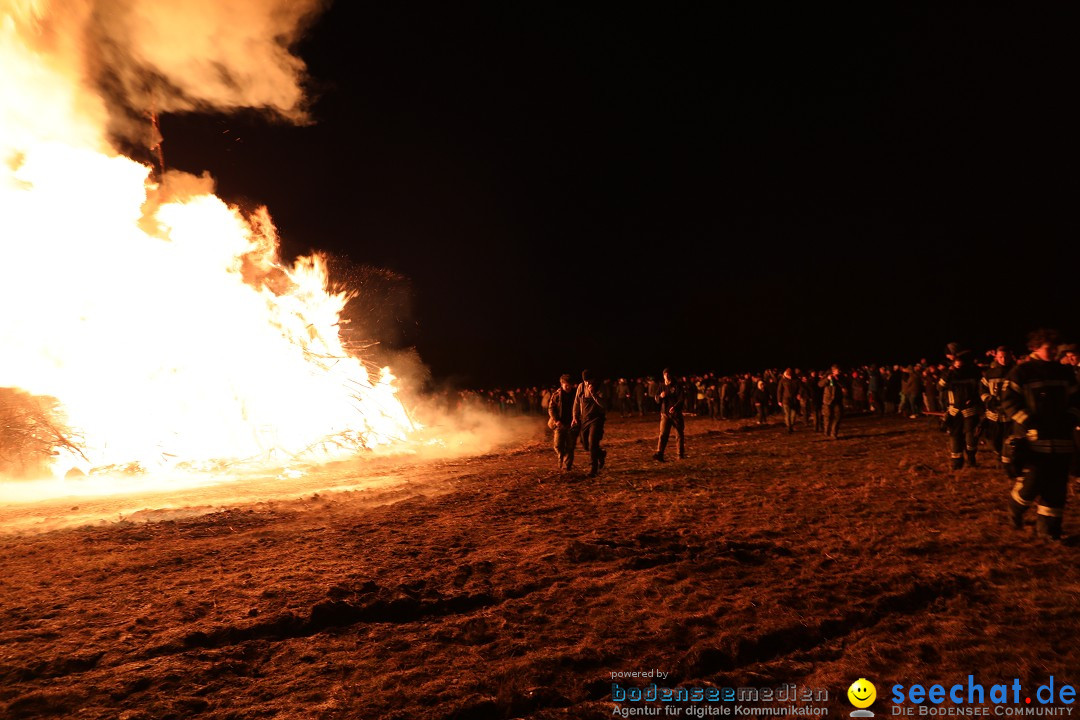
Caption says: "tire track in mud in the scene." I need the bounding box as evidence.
[675,572,981,680]
[0,577,560,684]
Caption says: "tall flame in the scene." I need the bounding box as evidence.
[1,0,416,477]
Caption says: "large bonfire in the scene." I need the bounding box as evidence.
[0,0,415,479]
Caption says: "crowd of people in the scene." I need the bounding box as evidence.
[444,329,1080,541]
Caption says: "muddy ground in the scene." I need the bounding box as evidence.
[1,412,1078,719]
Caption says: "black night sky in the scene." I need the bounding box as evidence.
[159,5,1077,389]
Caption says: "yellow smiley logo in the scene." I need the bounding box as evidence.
[848,678,876,708]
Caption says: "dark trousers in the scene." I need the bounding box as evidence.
[782,403,798,431]
[553,425,577,469]
[1011,453,1072,538]
[948,414,979,466]
[823,403,842,438]
[580,420,605,473]
[657,413,685,457]
[984,419,1011,467]
[756,403,767,424]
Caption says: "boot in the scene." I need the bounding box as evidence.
[966,450,977,468]
[652,452,665,462]
[1008,499,1027,530]
[951,453,964,471]
[1036,514,1062,541]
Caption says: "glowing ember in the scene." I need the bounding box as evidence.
[0,0,416,478]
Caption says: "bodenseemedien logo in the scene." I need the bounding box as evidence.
[849,678,877,718]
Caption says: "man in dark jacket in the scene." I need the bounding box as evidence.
[939,343,983,469]
[704,381,719,420]
[818,365,846,439]
[752,380,769,425]
[548,374,577,471]
[777,368,801,433]
[980,346,1015,476]
[1004,329,1080,540]
[901,366,924,419]
[653,368,685,461]
[572,369,607,477]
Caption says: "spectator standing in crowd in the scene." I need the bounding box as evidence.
[616,378,632,418]
[867,366,882,415]
[705,381,720,420]
[777,368,801,433]
[633,378,646,416]
[738,374,752,419]
[851,370,868,413]
[885,366,902,415]
[901,365,923,419]
[646,376,660,413]
[752,379,769,425]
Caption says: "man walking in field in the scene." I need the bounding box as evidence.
[653,368,686,461]
[573,370,608,478]
[981,346,1015,476]
[548,374,577,471]
[1004,329,1080,540]
[939,343,983,469]
[819,365,846,439]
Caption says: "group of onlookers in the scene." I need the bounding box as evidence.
[435,334,1080,541]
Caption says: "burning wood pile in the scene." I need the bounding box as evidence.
[0,388,84,477]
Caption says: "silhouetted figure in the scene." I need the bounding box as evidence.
[705,382,720,420]
[752,380,768,425]
[573,369,607,477]
[939,343,983,469]
[1004,329,1080,540]
[777,368,800,433]
[819,365,846,439]
[548,374,578,471]
[901,365,923,418]
[980,346,1015,476]
[653,368,686,461]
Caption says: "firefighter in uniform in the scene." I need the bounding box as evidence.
[1003,329,1080,540]
[548,374,577,471]
[653,368,685,461]
[1058,345,1080,483]
[939,342,983,469]
[572,369,607,477]
[980,346,1015,476]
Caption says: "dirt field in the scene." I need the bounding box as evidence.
[1,412,1078,719]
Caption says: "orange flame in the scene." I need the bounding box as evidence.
[1,1,417,479]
